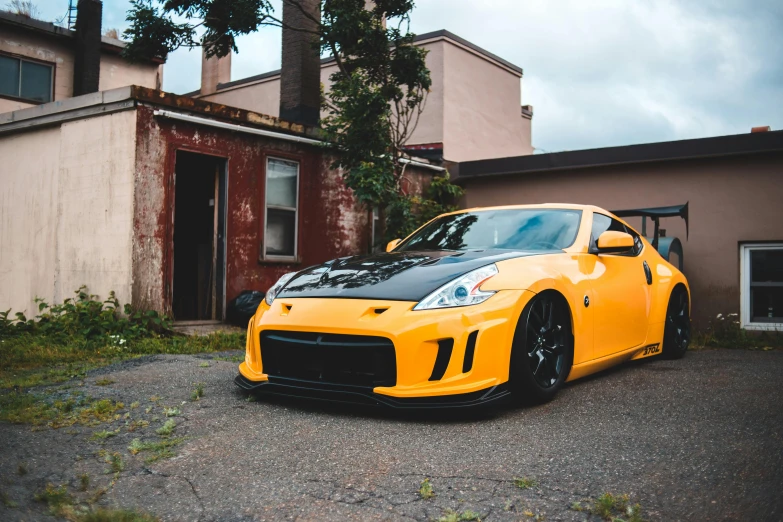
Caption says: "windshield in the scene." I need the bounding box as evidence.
[396,209,582,252]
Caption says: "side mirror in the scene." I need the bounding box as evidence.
[386,239,401,252]
[596,231,634,254]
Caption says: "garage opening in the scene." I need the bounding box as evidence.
[172,151,227,321]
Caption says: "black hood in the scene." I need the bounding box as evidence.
[277,249,558,302]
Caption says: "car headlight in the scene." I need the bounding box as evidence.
[265,272,297,306]
[413,264,498,311]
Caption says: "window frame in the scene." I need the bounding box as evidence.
[589,213,644,257]
[0,51,55,105]
[261,156,300,262]
[740,242,783,331]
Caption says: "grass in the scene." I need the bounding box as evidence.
[78,508,159,522]
[34,483,73,515]
[155,419,176,437]
[437,509,481,522]
[591,492,644,522]
[91,428,120,441]
[198,362,210,368]
[79,473,90,491]
[0,392,125,428]
[128,437,185,463]
[191,382,204,401]
[106,452,125,473]
[692,314,783,350]
[513,477,537,489]
[0,331,244,391]
[163,406,180,417]
[95,378,115,386]
[419,477,434,499]
[1,489,18,508]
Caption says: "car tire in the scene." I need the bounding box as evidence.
[662,286,690,359]
[509,292,574,404]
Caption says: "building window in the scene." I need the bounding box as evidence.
[740,243,783,331]
[264,158,299,259]
[0,54,53,103]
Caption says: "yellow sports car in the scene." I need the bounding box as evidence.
[236,204,690,408]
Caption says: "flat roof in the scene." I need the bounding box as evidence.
[186,29,523,96]
[0,85,320,139]
[455,130,783,180]
[0,10,164,63]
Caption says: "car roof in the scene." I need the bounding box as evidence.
[445,203,611,216]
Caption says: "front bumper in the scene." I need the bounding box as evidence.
[234,373,511,409]
[237,290,533,406]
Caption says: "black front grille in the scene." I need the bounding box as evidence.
[260,331,396,388]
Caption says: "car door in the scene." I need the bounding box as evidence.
[587,213,651,358]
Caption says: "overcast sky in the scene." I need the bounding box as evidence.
[30,0,783,153]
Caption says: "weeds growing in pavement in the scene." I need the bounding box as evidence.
[437,509,481,522]
[191,382,204,401]
[78,508,159,522]
[128,437,185,463]
[419,477,434,499]
[79,474,90,491]
[692,313,783,350]
[156,419,176,437]
[591,492,645,522]
[106,452,124,473]
[1,489,18,508]
[34,483,73,515]
[513,476,537,489]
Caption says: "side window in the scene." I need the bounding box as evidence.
[0,54,53,103]
[591,213,640,255]
[264,158,299,259]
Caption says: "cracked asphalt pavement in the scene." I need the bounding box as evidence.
[1,348,781,521]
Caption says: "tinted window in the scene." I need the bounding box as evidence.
[397,209,582,252]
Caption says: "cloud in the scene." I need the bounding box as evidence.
[30,0,783,153]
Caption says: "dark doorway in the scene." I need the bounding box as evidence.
[172,151,227,321]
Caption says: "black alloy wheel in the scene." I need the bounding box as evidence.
[663,287,690,359]
[511,292,574,403]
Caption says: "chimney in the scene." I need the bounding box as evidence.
[73,0,102,96]
[279,0,321,125]
[751,126,771,133]
[200,48,232,96]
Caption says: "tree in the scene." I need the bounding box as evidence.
[123,0,462,243]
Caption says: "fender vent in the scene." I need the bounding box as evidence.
[462,330,479,373]
[428,338,454,381]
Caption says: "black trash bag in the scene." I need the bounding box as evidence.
[226,290,265,327]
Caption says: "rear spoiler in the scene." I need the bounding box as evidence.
[611,202,688,251]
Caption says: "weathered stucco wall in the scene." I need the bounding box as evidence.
[460,152,783,327]
[133,104,370,316]
[0,110,137,316]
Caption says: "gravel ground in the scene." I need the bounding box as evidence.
[0,349,781,522]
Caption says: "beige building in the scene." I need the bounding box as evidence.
[454,130,783,329]
[0,10,163,114]
[192,30,534,163]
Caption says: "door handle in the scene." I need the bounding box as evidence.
[643,261,652,285]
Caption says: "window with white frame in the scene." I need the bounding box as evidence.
[740,243,783,330]
[264,158,299,259]
[0,53,53,103]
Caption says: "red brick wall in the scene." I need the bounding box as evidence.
[132,105,370,315]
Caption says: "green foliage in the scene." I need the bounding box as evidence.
[0,287,171,343]
[34,483,73,514]
[693,313,783,350]
[437,509,481,522]
[419,477,434,499]
[513,476,537,489]
[156,419,176,437]
[79,508,159,522]
[591,493,645,522]
[128,437,185,463]
[191,382,205,401]
[120,0,462,243]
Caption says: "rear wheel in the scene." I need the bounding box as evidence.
[662,286,690,359]
[510,292,574,404]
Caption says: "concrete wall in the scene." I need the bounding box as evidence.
[459,152,783,327]
[0,110,138,316]
[442,40,532,162]
[0,25,160,113]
